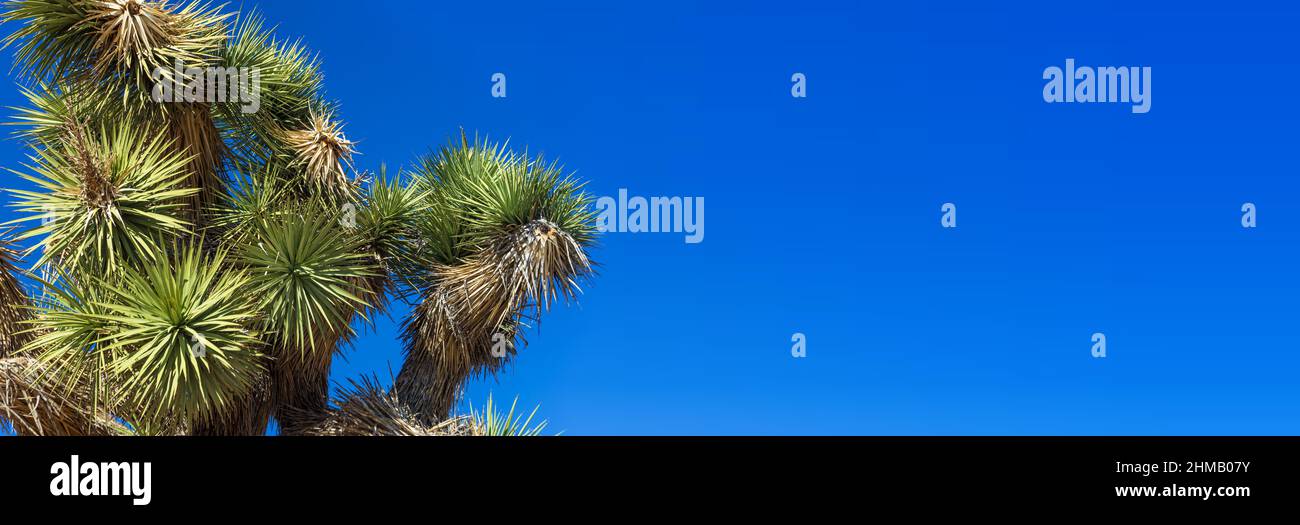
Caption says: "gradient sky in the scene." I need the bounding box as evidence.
[2,0,1298,435]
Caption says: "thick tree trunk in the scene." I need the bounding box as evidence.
[393,337,462,426]
[189,373,272,436]
[270,353,335,435]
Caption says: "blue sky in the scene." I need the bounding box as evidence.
[3,0,1299,435]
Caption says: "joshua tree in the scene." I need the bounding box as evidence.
[0,0,595,436]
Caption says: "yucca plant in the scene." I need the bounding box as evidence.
[470,393,551,436]
[0,1,596,436]
[393,137,594,424]
[7,121,196,273]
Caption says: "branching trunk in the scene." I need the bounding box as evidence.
[189,373,272,436]
[271,355,334,435]
[393,323,459,425]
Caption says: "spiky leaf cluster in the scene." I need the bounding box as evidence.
[241,210,375,362]
[6,122,196,273]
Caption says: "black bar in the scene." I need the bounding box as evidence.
[0,437,1290,512]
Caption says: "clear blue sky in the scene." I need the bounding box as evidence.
[3,0,1299,435]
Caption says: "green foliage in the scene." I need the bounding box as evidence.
[241,211,374,357]
[212,162,291,245]
[8,84,129,145]
[21,271,123,413]
[216,10,325,166]
[20,244,266,428]
[2,0,229,110]
[217,10,320,126]
[470,394,551,436]
[5,123,197,273]
[99,244,263,422]
[405,134,596,271]
[357,166,424,264]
